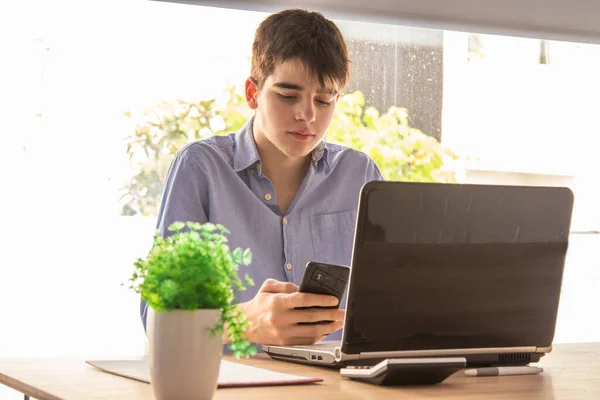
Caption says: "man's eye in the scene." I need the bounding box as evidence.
[317,99,333,106]
[278,94,297,101]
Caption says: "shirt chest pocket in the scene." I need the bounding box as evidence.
[310,210,357,267]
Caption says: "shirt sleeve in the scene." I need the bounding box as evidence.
[141,146,209,333]
[366,158,385,182]
[156,147,209,238]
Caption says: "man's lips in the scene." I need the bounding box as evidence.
[288,129,314,136]
[288,130,314,142]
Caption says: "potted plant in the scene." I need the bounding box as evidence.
[127,221,255,400]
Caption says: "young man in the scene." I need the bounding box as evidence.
[141,9,383,347]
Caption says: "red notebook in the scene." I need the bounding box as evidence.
[86,357,323,388]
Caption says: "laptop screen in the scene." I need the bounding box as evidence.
[342,182,574,354]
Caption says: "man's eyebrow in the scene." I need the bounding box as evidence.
[273,82,303,91]
[273,82,338,95]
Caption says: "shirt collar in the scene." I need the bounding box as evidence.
[233,117,261,172]
[233,116,331,172]
[311,140,328,167]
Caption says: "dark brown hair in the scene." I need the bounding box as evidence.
[251,9,350,90]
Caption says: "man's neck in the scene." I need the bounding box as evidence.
[262,152,311,183]
[252,123,313,215]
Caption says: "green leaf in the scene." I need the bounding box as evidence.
[232,248,243,264]
[185,221,202,231]
[201,223,216,233]
[242,248,252,265]
[168,222,185,232]
[216,224,231,235]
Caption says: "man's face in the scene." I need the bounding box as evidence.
[246,59,340,159]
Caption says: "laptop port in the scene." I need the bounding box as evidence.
[317,356,323,361]
[311,355,317,360]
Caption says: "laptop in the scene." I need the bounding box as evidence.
[262,181,574,368]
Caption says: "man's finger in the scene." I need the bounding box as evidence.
[260,279,299,294]
[282,319,345,340]
[280,308,345,325]
[285,292,339,309]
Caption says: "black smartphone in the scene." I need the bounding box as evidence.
[296,261,350,324]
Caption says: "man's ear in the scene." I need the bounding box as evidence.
[245,78,259,110]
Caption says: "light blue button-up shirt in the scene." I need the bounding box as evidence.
[140,116,383,342]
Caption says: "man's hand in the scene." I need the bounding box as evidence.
[235,278,345,346]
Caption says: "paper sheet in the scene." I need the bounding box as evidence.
[86,358,322,387]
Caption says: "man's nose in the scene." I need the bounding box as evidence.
[295,99,316,123]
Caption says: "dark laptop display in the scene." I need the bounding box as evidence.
[263,181,574,367]
[343,182,574,354]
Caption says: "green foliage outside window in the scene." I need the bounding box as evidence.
[328,91,458,183]
[120,87,458,216]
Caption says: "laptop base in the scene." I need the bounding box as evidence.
[263,344,544,369]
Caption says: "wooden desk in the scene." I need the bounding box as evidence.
[1,343,598,400]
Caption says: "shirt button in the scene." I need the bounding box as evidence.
[282,217,288,225]
[285,263,293,270]
[264,193,272,201]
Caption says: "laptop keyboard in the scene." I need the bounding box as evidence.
[301,342,340,350]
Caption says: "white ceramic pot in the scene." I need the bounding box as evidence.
[147,308,223,400]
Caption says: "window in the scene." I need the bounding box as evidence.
[1,0,598,360]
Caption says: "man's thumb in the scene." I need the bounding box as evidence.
[260,279,298,294]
